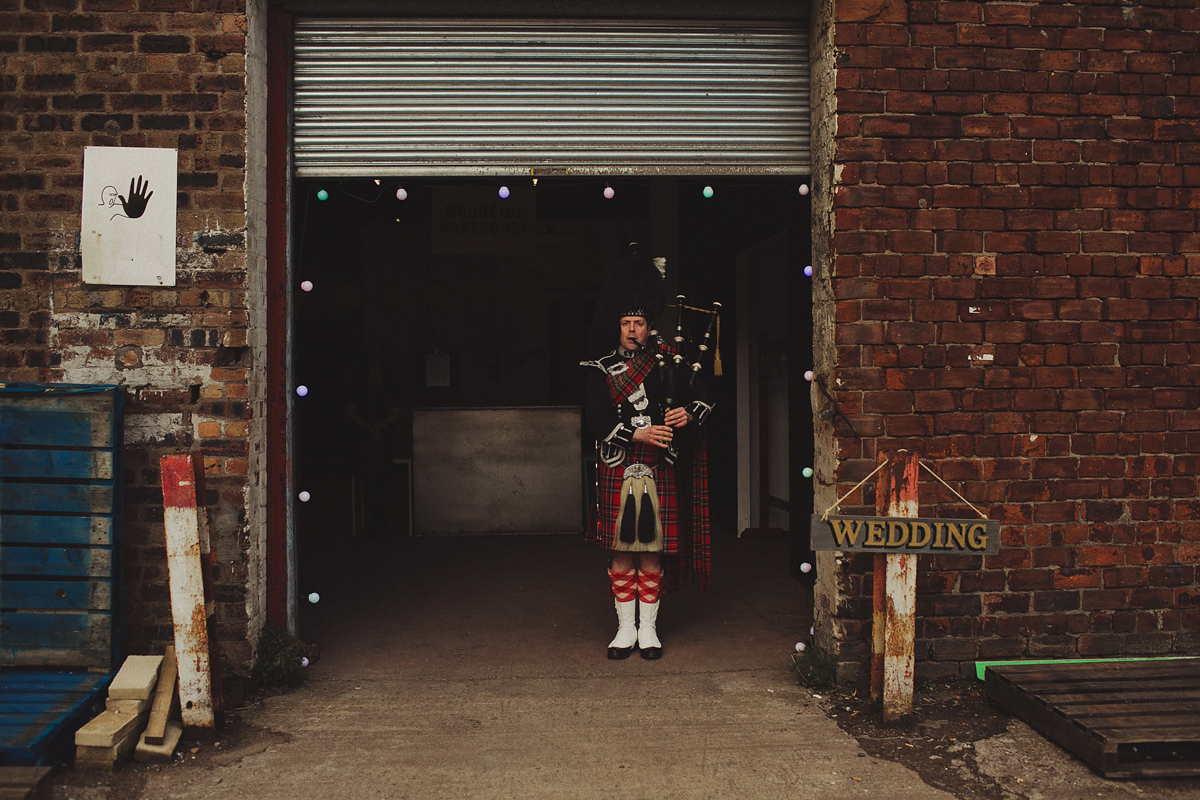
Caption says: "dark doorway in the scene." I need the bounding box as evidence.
[290,176,813,617]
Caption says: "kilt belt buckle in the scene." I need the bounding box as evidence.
[623,463,653,480]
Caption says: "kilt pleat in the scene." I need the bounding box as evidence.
[586,436,711,593]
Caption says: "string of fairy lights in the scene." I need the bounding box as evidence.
[311,179,812,204]
[292,177,820,592]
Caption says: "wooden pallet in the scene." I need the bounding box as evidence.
[0,672,110,767]
[0,384,123,766]
[984,658,1200,778]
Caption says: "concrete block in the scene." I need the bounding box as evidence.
[74,723,141,769]
[133,721,183,764]
[74,710,148,748]
[108,654,164,700]
[106,696,152,714]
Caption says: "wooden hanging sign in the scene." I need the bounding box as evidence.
[810,514,1001,555]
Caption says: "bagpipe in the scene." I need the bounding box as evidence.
[650,294,722,413]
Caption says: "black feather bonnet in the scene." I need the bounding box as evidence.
[588,245,666,357]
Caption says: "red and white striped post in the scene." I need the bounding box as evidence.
[870,450,919,721]
[161,453,216,731]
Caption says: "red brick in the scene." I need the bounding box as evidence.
[1103,567,1148,588]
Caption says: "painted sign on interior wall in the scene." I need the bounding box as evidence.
[81,146,178,286]
[431,185,535,255]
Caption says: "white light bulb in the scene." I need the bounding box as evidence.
[396,187,408,201]
[295,385,308,397]
[498,186,510,199]
[308,592,320,603]
[604,185,615,199]
[795,641,807,653]
[298,490,311,502]
[799,184,810,196]
[800,562,812,574]
[300,280,313,292]
[804,370,814,382]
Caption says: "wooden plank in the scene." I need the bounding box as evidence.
[0,546,111,578]
[0,450,113,481]
[0,613,111,668]
[0,515,112,546]
[1103,761,1200,780]
[143,646,178,745]
[993,660,1199,680]
[0,612,110,650]
[0,399,113,449]
[0,579,111,611]
[0,649,110,669]
[1053,700,1200,717]
[1091,726,1200,741]
[0,672,106,693]
[1084,719,1200,734]
[1021,677,1200,694]
[0,484,113,515]
[1030,689,1200,705]
[0,700,100,719]
[975,656,1200,680]
[811,513,1001,554]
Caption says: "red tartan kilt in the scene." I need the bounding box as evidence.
[587,442,678,553]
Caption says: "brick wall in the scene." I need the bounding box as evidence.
[820,0,1200,676]
[0,0,262,672]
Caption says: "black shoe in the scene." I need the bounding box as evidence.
[608,645,634,660]
[639,646,662,660]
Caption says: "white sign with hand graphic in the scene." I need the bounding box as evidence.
[81,146,177,286]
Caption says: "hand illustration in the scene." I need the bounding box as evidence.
[118,176,153,219]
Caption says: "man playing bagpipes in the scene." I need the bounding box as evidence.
[582,250,718,660]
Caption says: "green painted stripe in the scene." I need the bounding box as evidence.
[974,656,1200,681]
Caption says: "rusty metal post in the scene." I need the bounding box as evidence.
[870,453,893,703]
[883,451,919,721]
[161,454,216,731]
[871,551,885,703]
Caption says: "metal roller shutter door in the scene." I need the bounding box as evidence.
[292,17,809,176]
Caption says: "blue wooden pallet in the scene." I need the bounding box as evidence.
[0,672,111,767]
[0,384,123,766]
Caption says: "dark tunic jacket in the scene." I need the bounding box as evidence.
[582,345,714,469]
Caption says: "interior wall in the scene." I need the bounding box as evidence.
[291,177,806,553]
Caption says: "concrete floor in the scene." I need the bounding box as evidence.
[48,524,1200,799]
[119,529,955,799]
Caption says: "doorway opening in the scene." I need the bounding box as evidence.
[289,175,814,638]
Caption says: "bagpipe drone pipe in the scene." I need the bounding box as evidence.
[650,295,721,459]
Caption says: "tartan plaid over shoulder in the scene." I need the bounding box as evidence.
[583,353,712,592]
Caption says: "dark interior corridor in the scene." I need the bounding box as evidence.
[290,176,815,660]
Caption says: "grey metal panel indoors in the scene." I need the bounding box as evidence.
[292,18,810,176]
[412,408,582,536]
